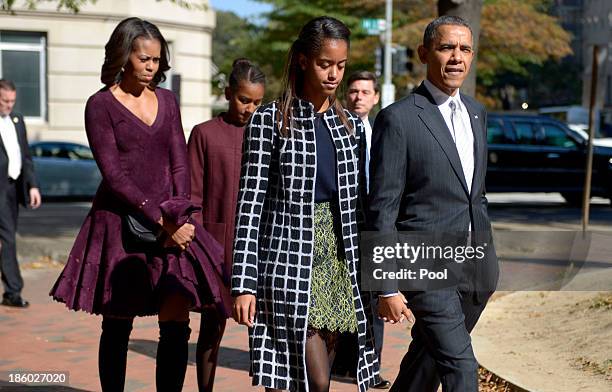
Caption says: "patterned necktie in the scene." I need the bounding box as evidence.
[449,99,474,192]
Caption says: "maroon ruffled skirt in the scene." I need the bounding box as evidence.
[50,198,231,318]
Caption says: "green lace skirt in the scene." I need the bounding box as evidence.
[308,202,358,333]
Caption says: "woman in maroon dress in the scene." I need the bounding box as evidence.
[50,17,229,392]
[188,58,265,392]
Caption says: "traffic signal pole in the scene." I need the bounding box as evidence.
[381,0,395,108]
[582,45,600,232]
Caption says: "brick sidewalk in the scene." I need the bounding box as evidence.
[0,267,411,391]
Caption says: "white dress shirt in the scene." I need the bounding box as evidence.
[0,114,22,180]
[423,79,474,193]
[361,115,372,193]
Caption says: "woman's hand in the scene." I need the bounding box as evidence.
[158,217,195,250]
[171,223,195,249]
[233,294,256,327]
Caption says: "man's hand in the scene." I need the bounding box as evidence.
[29,187,41,209]
[378,293,415,324]
[233,294,256,327]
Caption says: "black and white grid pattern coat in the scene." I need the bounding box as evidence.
[231,98,380,391]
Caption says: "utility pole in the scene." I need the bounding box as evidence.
[381,0,395,108]
[582,45,600,232]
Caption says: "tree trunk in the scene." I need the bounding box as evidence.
[438,0,483,97]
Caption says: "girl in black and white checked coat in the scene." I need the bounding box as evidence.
[231,16,380,392]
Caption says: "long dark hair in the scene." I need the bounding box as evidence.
[228,58,266,91]
[278,16,352,136]
[101,17,170,87]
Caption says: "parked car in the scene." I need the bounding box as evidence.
[30,141,101,198]
[486,114,612,204]
[539,105,612,139]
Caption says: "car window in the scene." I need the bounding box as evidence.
[541,123,577,148]
[487,120,507,144]
[31,144,93,160]
[31,144,56,158]
[512,122,535,144]
[70,145,94,160]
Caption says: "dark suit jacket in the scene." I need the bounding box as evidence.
[0,112,38,207]
[368,82,495,293]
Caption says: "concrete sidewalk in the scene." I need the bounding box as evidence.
[0,266,411,391]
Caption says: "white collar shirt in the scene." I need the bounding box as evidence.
[0,114,22,180]
[361,115,372,193]
[423,79,474,192]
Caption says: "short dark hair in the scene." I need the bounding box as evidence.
[101,17,170,87]
[228,58,266,91]
[423,15,472,49]
[346,71,379,94]
[0,79,17,91]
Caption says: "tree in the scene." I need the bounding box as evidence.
[247,0,571,106]
[396,0,572,107]
[212,10,261,95]
[1,0,205,13]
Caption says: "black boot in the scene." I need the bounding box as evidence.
[99,317,133,392]
[156,320,191,392]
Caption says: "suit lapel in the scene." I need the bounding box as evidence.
[414,84,469,195]
[12,114,27,155]
[462,99,484,196]
[0,115,9,159]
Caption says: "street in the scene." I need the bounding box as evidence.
[2,192,610,391]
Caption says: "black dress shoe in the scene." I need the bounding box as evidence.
[371,378,391,389]
[1,296,30,308]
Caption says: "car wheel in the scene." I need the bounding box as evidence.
[561,192,583,206]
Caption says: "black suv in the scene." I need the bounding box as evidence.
[486,114,612,204]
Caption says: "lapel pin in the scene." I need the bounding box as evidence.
[474,115,479,119]
[12,117,19,124]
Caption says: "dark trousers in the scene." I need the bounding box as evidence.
[390,288,491,392]
[0,179,23,298]
[369,294,385,362]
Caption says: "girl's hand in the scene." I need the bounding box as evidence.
[233,294,256,327]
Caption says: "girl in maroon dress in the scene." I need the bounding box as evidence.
[188,58,265,392]
[50,17,229,392]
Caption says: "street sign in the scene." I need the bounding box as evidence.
[361,18,386,35]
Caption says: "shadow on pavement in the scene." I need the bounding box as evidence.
[129,339,251,372]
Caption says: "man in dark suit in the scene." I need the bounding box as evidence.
[368,16,498,391]
[0,79,42,308]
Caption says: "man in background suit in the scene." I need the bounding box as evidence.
[0,79,42,308]
[368,16,498,391]
[346,70,380,192]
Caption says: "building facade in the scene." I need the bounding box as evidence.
[582,0,611,108]
[0,0,215,143]
[581,0,612,134]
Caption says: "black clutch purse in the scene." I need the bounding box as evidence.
[123,212,161,244]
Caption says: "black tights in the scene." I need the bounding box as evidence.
[98,317,191,392]
[265,328,338,392]
[196,307,226,392]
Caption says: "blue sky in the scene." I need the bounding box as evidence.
[209,0,272,18]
